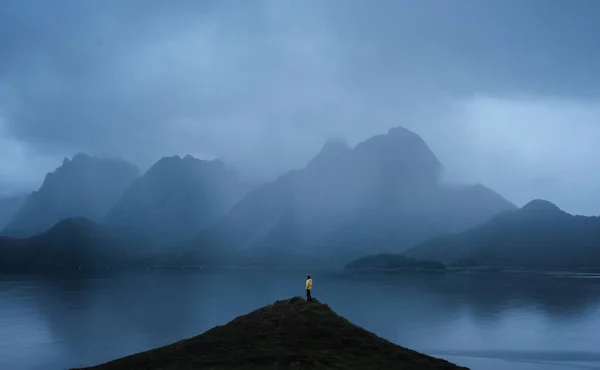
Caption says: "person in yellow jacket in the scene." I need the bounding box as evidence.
[305,275,313,301]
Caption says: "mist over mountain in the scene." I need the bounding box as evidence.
[405,199,600,269]
[190,127,516,266]
[0,195,26,231]
[2,154,139,237]
[106,155,250,245]
[0,217,154,272]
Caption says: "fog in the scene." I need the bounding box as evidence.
[1,0,600,215]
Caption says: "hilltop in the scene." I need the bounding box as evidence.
[73,297,467,370]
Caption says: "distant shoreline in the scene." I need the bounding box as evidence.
[3,264,600,277]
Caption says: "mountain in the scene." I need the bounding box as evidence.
[73,297,467,370]
[0,217,154,272]
[106,155,249,245]
[2,154,139,237]
[405,199,600,269]
[306,138,351,169]
[190,127,516,266]
[0,194,26,230]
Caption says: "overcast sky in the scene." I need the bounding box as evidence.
[1,0,600,215]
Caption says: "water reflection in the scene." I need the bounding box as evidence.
[1,270,599,370]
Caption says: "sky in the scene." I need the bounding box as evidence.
[1,0,600,215]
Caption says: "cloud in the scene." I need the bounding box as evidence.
[1,0,600,214]
[434,96,600,215]
[0,111,62,196]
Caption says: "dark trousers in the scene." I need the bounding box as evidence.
[306,289,312,301]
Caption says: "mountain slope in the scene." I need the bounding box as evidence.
[405,199,600,269]
[0,194,26,231]
[3,154,139,237]
[0,218,153,272]
[106,155,249,245]
[73,297,467,370]
[191,127,515,266]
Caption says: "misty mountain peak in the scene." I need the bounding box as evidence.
[149,155,227,178]
[72,153,92,161]
[387,126,420,138]
[58,154,86,173]
[3,155,139,237]
[61,153,90,164]
[307,139,351,169]
[152,155,191,170]
[385,126,433,150]
[520,199,563,215]
[183,154,197,162]
[59,154,137,174]
[322,138,351,153]
[352,126,442,185]
[106,154,248,244]
[154,155,181,166]
[356,126,438,157]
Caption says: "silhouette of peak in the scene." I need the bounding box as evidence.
[520,199,563,214]
[356,126,434,153]
[62,154,89,167]
[322,138,350,152]
[152,155,223,170]
[155,155,182,164]
[152,155,193,170]
[47,154,137,185]
[352,126,442,183]
[72,153,92,161]
[142,155,234,186]
[60,154,135,170]
[387,126,420,138]
[307,139,351,168]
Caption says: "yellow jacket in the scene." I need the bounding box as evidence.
[306,278,312,290]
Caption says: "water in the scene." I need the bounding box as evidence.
[1,270,600,370]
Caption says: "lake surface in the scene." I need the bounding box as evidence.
[1,270,600,370]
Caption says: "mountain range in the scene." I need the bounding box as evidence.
[186,127,516,266]
[105,155,249,245]
[403,199,600,270]
[0,217,154,272]
[9,126,594,272]
[2,154,139,237]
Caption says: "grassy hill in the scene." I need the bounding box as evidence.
[73,297,467,370]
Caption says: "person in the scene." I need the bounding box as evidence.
[305,275,313,301]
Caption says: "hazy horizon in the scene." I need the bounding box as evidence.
[2,0,600,215]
